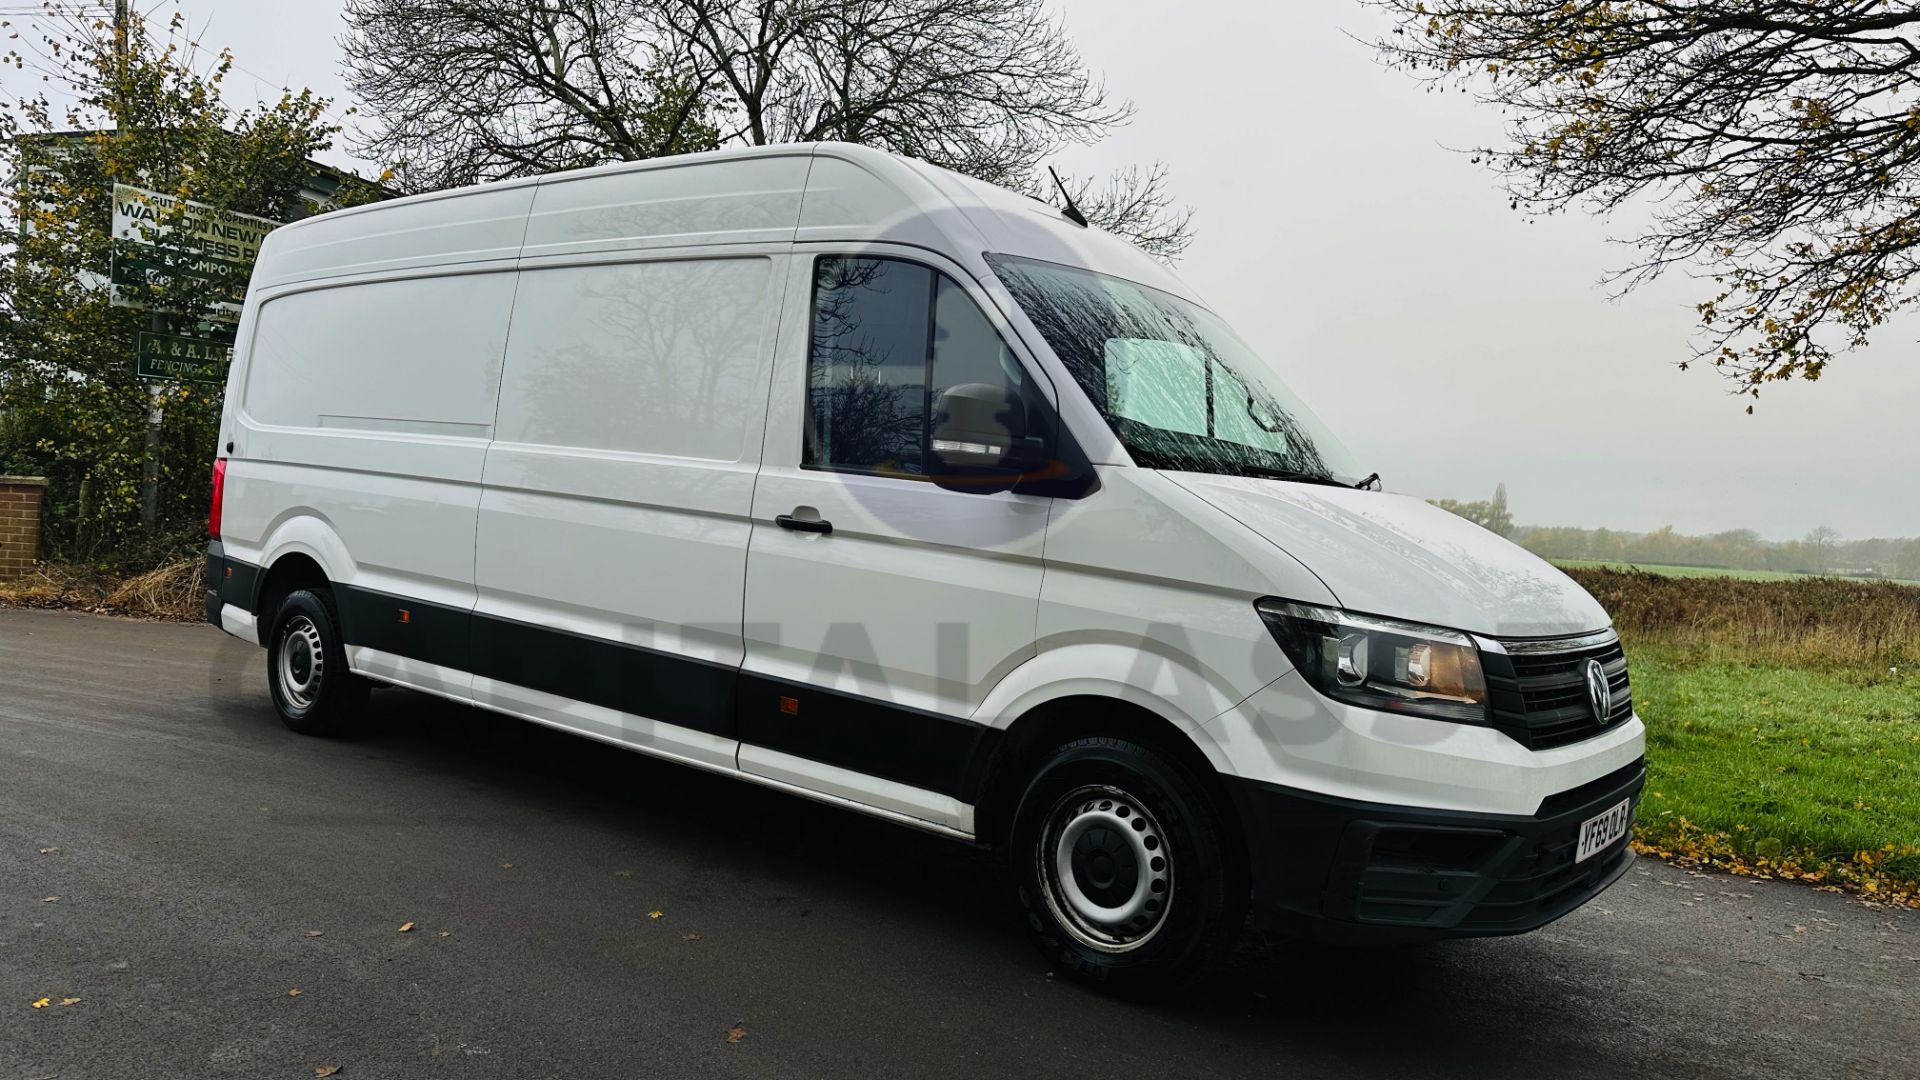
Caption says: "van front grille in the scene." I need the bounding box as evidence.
[1481,631,1632,751]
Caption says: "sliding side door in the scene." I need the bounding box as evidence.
[469,251,787,769]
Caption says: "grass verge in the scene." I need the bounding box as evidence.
[0,559,204,621]
[1625,643,1919,907]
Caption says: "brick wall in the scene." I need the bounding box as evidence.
[0,476,49,581]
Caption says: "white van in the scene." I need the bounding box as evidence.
[204,143,1644,991]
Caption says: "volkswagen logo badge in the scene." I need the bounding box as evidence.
[1585,658,1613,724]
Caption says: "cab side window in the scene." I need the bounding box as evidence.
[806,256,1024,477]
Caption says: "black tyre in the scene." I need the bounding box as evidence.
[1009,736,1246,995]
[266,588,369,736]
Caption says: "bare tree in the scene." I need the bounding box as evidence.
[1368,1,1920,404]
[342,0,1192,257]
[1057,164,1193,262]
[341,0,721,190]
[1805,525,1842,574]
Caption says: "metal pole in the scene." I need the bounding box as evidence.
[114,0,166,531]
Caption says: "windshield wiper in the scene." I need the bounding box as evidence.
[1353,472,1381,491]
[1124,441,1367,490]
[1230,464,1355,489]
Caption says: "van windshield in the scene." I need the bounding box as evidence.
[986,254,1362,485]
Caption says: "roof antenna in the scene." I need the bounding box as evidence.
[1047,166,1089,228]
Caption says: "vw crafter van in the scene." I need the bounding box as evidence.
[204,143,1644,992]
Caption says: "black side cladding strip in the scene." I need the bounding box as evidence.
[469,611,737,739]
[337,585,473,673]
[320,582,999,803]
[736,672,1002,802]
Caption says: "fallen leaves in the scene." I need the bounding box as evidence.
[41,896,58,903]
[396,922,415,933]
[315,1066,341,1077]
[725,1025,747,1045]
[682,933,701,942]
[27,997,77,1009]
[306,930,324,938]
[438,931,451,938]
[38,847,57,854]
[647,911,664,920]
[59,997,79,1007]
[1632,829,1920,910]
[29,998,49,1009]
[288,989,302,997]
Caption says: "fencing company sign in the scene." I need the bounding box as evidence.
[110,184,279,383]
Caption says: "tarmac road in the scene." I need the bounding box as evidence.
[2,606,1914,1079]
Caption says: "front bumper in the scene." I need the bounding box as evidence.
[1225,758,1644,945]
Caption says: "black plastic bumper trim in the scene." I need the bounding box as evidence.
[206,541,261,624]
[1225,760,1645,945]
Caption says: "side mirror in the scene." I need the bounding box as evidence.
[929,383,1045,494]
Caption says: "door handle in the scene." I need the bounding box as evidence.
[775,513,832,535]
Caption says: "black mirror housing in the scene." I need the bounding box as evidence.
[926,381,1098,499]
[929,383,1034,493]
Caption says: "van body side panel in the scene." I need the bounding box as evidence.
[226,270,520,696]
[469,253,786,769]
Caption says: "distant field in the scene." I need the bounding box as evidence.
[1553,558,1920,587]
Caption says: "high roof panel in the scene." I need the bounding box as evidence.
[246,143,1195,307]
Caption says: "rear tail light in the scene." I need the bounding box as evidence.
[208,458,226,539]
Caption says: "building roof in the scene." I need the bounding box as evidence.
[16,128,392,213]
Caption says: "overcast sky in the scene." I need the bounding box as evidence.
[40,0,1920,540]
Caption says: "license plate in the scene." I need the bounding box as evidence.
[1575,797,1633,863]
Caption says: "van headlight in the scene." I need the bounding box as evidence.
[1255,600,1489,723]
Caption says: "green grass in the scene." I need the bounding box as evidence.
[1556,559,1920,587]
[1628,642,1920,888]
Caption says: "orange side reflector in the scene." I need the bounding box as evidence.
[778,695,799,716]
[398,609,410,624]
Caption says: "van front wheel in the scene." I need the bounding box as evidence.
[266,588,369,736]
[1009,736,1245,995]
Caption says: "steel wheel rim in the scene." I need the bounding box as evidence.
[1037,784,1173,953]
[277,614,324,710]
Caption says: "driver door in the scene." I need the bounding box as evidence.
[737,248,1054,828]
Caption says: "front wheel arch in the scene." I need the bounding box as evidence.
[975,696,1244,866]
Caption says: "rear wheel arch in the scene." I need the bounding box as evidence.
[253,552,331,645]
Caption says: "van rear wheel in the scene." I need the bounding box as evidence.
[266,588,369,736]
[1009,736,1245,995]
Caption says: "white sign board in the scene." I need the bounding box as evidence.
[110,183,280,319]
